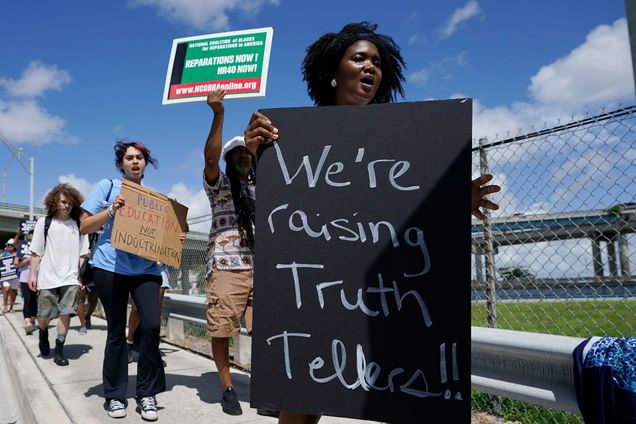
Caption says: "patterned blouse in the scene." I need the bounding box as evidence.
[203,173,254,274]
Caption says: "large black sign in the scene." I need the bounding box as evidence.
[251,100,471,423]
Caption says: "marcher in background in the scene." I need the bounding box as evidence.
[80,139,185,421]
[243,22,501,424]
[15,230,37,334]
[28,183,89,367]
[77,280,99,335]
[2,238,20,314]
[202,89,259,416]
[77,231,101,335]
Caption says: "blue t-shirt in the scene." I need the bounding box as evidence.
[81,178,160,276]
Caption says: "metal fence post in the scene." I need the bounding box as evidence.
[181,268,191,295]
[479,138,497,329]
[479,137,501,416]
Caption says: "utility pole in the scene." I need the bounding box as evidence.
[0,134,35,219]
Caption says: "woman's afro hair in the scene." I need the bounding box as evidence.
[302,22,406,106]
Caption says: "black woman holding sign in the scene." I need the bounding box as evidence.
[243,22,501,424]
[80,140,166,421]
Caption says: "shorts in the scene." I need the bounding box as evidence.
[206,268,253,337]
[37,285,80,320]
[2,279,19,290]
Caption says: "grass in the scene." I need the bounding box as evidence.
[471,299,636,337]
[472,391,582,424]
[183,321,234,346]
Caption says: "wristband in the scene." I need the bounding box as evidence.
[108,204,115,218]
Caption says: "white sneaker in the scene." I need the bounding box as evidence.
[137,396,158,421]
[107,399,126,418]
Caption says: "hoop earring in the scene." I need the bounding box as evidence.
[330,79,337,88]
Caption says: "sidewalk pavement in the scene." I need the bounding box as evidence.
[0,300,372,424]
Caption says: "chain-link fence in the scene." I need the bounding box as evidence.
[471,105,636,422]
[166,214,210,296]
[171,104,636,423]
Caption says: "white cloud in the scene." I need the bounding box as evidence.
[439,0,481,39]
[0,61,71,98]
[0,62,75,145]
[408,33,427,46]
[408,68,430,85]
[127,0,279,30]
[406,12,418,22]
[529,18,634,109]
[0,99,74,145]
[408,52,468,86]
[167,183,210,219]
[473,18,634,141]
[58,174,96,197]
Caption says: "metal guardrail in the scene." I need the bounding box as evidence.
[162,293,252,369]
[162,294,583,415]
[471,327,582,414]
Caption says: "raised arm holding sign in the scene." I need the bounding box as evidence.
[201,89,263,416]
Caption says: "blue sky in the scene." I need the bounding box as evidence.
[0,0,632,219]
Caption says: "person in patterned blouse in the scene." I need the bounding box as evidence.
[202,89,256,416]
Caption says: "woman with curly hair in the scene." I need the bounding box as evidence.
[28,183,89,367]
[243,22,501,424]
[80,139,167,421]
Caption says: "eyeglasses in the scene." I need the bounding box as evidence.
[5,244,13,247]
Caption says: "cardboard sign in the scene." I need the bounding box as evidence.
[111,180,188,268]
[251,100,472,423]
[0,255,17,282]
[162,27,273,105]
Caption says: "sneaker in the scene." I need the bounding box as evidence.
[106,398,127,418]
[38,327,50,356]
[257,408,280,418]
[85,314,92,330]
[78,326,87,335]
[220,387,242,415]
[137,396,158,421]
[24,322,33,335]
